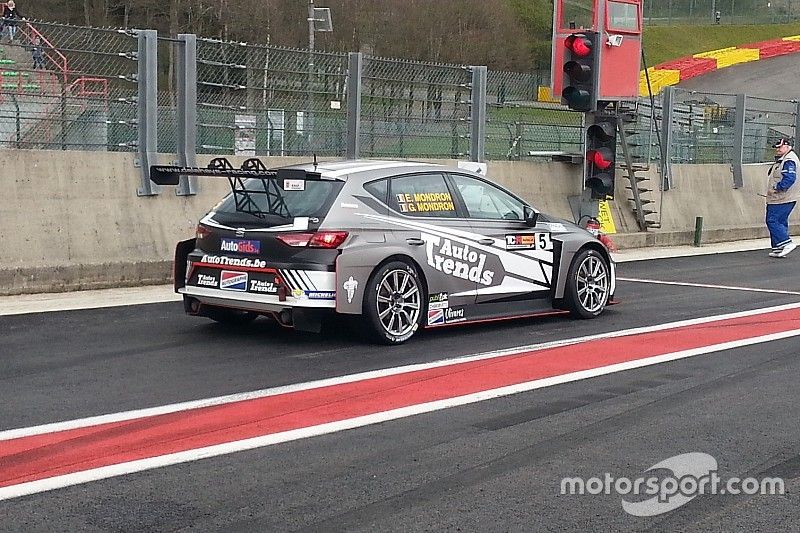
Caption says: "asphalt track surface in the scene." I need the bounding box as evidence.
[1,249,800,532]
[678,53,800,99]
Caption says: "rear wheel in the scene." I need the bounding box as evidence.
[363,260,424,344]
[204,306,259,325]
[564,248,610,318]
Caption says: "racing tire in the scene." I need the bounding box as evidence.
[363,260,425,345]
[204,306,259,325]
[563,248,610,319]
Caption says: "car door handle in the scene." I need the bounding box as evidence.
[477,238,495,245]
[406,238,425,246]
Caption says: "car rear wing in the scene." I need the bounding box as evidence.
[150,157,340,219]
[149,157,331,185]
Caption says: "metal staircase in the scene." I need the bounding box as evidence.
[616,100,662,230]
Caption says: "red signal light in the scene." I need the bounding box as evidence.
[565,34,593,57]
[587,148,614,170]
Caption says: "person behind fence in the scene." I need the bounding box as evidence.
[31,36,44,69]
[2,0,23,43]
[766,137,800,258]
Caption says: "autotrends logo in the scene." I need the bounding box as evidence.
[560,452,785,516]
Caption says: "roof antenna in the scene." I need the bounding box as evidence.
[313,153,318,171]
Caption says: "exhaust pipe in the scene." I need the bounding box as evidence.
[276,309,293,328]
[183,297,203,315]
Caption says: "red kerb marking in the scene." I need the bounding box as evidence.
[2,306,800,489]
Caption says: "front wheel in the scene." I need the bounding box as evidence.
[363,260,424,345]
[564,249,610,319]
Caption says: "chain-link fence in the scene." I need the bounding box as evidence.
[195,38,348,157]
[644,0,800,25]
[1,19,797,173]
[658,88,797,166]
[0,19,138,151]
[743,95,797,163]
[359,57,472,159]
[485,67,583,160]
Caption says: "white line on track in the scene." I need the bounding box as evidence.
[618,277,800,296]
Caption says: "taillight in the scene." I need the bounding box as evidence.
[277,231,348,249]
[277,233,314,247]
[196,224,212,241]
[309,231,349,248]
[585,217,601,237]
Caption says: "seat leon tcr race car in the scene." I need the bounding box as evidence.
[151,158,616,344]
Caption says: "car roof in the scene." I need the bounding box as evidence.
[277,159,453,182]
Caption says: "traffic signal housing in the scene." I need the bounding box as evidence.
[562,31,599,112]
[585,117,617,199]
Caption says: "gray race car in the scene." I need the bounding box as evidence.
[152,158,616,344]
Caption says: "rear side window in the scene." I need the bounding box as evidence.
[388,173,457,218]
[214,178,343,227]
[364,179,388,205]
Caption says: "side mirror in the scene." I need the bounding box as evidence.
[523,205,539,227]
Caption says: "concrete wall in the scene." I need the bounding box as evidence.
[0,150,793,294]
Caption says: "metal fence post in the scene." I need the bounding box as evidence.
[732,93,746,189]
[136,29,159,196]
[795,100,800,147]
[470,66,487,163]
[346,52,363,159]
[661,86,675,191]
[176,34,198,195]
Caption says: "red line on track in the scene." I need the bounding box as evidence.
[2,306,800,490]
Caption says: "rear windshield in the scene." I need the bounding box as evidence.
[212,178,343,227]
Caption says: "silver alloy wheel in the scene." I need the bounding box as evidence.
[575,254,609,314]
[375,268,421,337]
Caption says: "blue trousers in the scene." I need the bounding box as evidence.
[766,202,796,248]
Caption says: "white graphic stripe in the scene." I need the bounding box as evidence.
[298,271,317,290]
[358,213,553,287]
[324,161,438,178]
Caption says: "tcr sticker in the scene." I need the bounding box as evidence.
[505,233,553,251]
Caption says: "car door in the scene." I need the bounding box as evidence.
[447,173,556,307]
[384,172,478,326]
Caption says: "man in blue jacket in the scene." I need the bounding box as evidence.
[767,138,800,258]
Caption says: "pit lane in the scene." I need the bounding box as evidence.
[1,248,799,531]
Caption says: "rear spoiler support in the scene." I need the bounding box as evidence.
[150,157,335,219]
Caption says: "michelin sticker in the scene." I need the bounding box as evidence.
[343,276,358,303]
[422,233,495,286]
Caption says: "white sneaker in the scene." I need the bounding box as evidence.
[769,249,781,257]
[777,242,797,258]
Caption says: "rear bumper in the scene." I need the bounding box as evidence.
[180,286,336,313]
